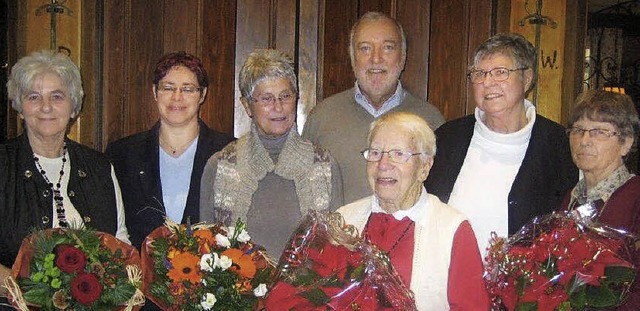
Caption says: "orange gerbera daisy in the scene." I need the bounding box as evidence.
[222,248,257,279]
[167,251,201,284]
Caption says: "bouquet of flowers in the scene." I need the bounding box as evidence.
[4,228,144,311]
[265,210,417,310]
[485,210,637,311]
[141,219,275,311]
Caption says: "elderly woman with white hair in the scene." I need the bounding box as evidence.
[200,49,343,257]
[337,111,489,310]
[0,50,129,298]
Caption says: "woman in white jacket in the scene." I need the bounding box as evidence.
[337,111,489,310]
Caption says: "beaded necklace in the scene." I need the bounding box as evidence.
[33,143,68,228]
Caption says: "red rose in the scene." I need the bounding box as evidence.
[55,244,87,273]
[70,273,103,305]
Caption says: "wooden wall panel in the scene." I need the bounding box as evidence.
[397,0,431,101]
[163,0,199,54]
[80,1,99,149]
[467,1,496,114]
[4,0,588,151]
[561,0,587,124]
[201,0,237,135]
[359,0,393,15]
[321,0,358,100]
[428,0,471,119]
[126,2,164,135]
[102,0,126,146]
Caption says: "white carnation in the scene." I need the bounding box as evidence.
[218,255,233,270]
[201,293,217,310]
[237,230,251,243]
[253,283,268,297]
[228,226,251,243]
[215,233,231,248]
[200,253,218,272]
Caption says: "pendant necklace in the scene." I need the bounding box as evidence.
[159,135,197,155]
[33,143,68,228]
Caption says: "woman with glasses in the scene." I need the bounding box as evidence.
[424,33,578,254]
[105,51,233,250]
[562,90,640,310]
[337,111,489,310]
[1,50,130,301]
[199,49,343,257]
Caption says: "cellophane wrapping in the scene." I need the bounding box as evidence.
[265,210,417,310]
[485,209,637,311]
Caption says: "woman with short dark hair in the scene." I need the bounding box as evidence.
[106,51,233,250]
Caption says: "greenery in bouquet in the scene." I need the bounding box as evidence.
[143,219,274,311]
[8,228,142,311]
[485,212,636,311]
[265,210,416,310]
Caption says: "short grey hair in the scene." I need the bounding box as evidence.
[472,33,537,93]
[349,11,407,68]
[7,50,84,116]
[238,49,297,100]
[569,90,640,144]
[368,111,436,158]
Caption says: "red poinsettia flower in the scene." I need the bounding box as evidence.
[55,244,87,273]
[265,282,319,310]
[537,285,569,311]
[70,272,103,305]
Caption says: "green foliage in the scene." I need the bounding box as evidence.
[16,228,139,310]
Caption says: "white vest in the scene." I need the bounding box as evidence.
[337,194,466,311]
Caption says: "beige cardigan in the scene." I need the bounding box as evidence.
[336,192,466,310]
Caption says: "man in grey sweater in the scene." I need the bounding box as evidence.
[303,11,445,204]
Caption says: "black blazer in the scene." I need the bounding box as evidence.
[105,120,234,249]
[424,114,578,234]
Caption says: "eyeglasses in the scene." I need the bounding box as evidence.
[467,67,528,84]
[251,92,296,108]
[566,127,620,140]
[157,84,202,96]
[361,148,424,163]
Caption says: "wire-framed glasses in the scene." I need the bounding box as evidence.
[467,67,528,84]
[157,84,202,96]
[361,148,423,163]
[565,127,620,140]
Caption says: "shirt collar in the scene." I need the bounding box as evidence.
[371,186,429,222]
[354,81,405,118]
[571,164,634,205]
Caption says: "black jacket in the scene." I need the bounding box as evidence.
[424,114,578,234]
[0,134,118,268]
[105,120,233,249]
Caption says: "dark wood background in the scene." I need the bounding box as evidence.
[5,0,587,151]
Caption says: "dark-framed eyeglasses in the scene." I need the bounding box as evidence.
[467,67,528,84]
[157,84,202,96]
[250,92,296,108]
[565,127,620,140]
[361,148,424,163]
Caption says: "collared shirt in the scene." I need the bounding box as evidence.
[354,81,405,118]
[371,186,429,223]
[570,165,634,206]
